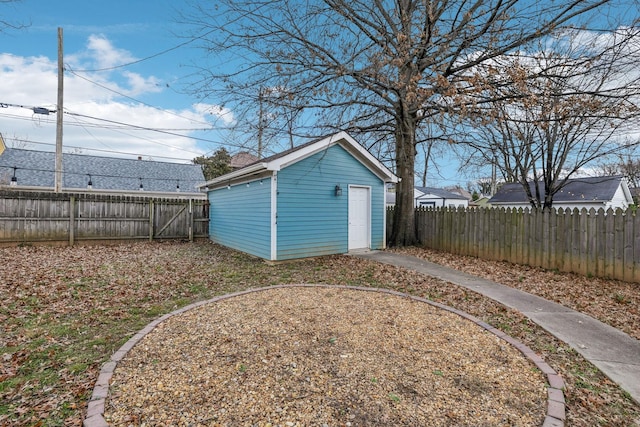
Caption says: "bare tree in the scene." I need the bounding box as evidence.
[1,0,27,33]
[182,0,631,245]
[595,146,640,188]
[615,157,640,189]
[414,120,457,187]
[463,27,640,209]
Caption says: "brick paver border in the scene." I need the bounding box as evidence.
[83,284,565,427]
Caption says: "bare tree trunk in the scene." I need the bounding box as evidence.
[182,0,634,238]
[390,109,418,247]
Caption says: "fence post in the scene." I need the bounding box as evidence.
[189,199,194,242]
[149,199,155,241]
[69,195,75,246]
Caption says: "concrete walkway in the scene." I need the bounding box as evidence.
[353,250,640,405]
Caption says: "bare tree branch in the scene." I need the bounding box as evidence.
[180,0,638,244]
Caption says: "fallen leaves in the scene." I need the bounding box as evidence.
[0,241,638,426]
[393,246,640,341]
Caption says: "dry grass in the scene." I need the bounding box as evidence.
[1,240,639,426]
[393,247,640,341]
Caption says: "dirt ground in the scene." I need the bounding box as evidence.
[1,241,639,426]
[105,286,548,426]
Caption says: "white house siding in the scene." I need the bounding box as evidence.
[416,195,468,208]
[490,203,626,213]
[608,184,632,210]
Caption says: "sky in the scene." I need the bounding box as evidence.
[0,0,235,165]
[0,0,478,188]
[2,1,635,190]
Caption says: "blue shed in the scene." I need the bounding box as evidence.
[199,132,399,261]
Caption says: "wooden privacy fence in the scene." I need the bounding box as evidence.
[387,206,640,283]
[0,190,209,245]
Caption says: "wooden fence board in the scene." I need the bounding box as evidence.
[0,190,209,244]
[387,206,639,283]
[634,213,640,282]
[614,212,625,281]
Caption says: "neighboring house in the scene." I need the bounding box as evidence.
[386,191,397,207]
[630,187,640,205]
[230,151,259,170]
[444,185,473,201]
[470,195,492,208]
[414,186,470,208]
[488,176,634,211]
[385,185,470,208]
[0,148,206,197]
[199,131,399,261]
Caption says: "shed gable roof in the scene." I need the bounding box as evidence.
[200,131,398,189]
[0,148,206,194]
[489,176,630,204]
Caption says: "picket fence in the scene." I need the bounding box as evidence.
[0,190,209,245]
[387,206,640,283]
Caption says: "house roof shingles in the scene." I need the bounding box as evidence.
[415,186,468,200]
[489,176,626,204]
[230,152,259,169]
[201,132,398,189]
[0,148,205,194]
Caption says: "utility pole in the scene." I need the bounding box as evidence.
[54,27,64,193]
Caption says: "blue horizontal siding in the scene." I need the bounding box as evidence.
[276,144,385,260]
[208,179,271,259]
[370,185,385,250]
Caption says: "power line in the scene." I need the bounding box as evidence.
[0,108,211,158]
[2,138,196,162]
[0,108,211,132]
[68,29,217,73]
[0,102,250,157]
[0,105,213,131]
[62,110,249,152]
[62,110,209,155]
[0,105,237,152]
[65,67,217,128]
[70,113,208,158]
[64,107,116,153]
[0,102,55,115]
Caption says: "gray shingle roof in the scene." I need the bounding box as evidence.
[489,176,625,204]
[201,132,398,189]
[415,186,468,200]
[0,148,206,194]
[230,152,259,169]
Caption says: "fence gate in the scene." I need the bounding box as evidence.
[0,190,210,244]
[151,199,209,241]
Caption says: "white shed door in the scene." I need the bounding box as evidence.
[348,186,370,250]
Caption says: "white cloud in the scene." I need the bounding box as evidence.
[193,103,236,126]
[121,71,163,96]
[66,35,163,98]
[0,37,229,162]
[85,34,137,70]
